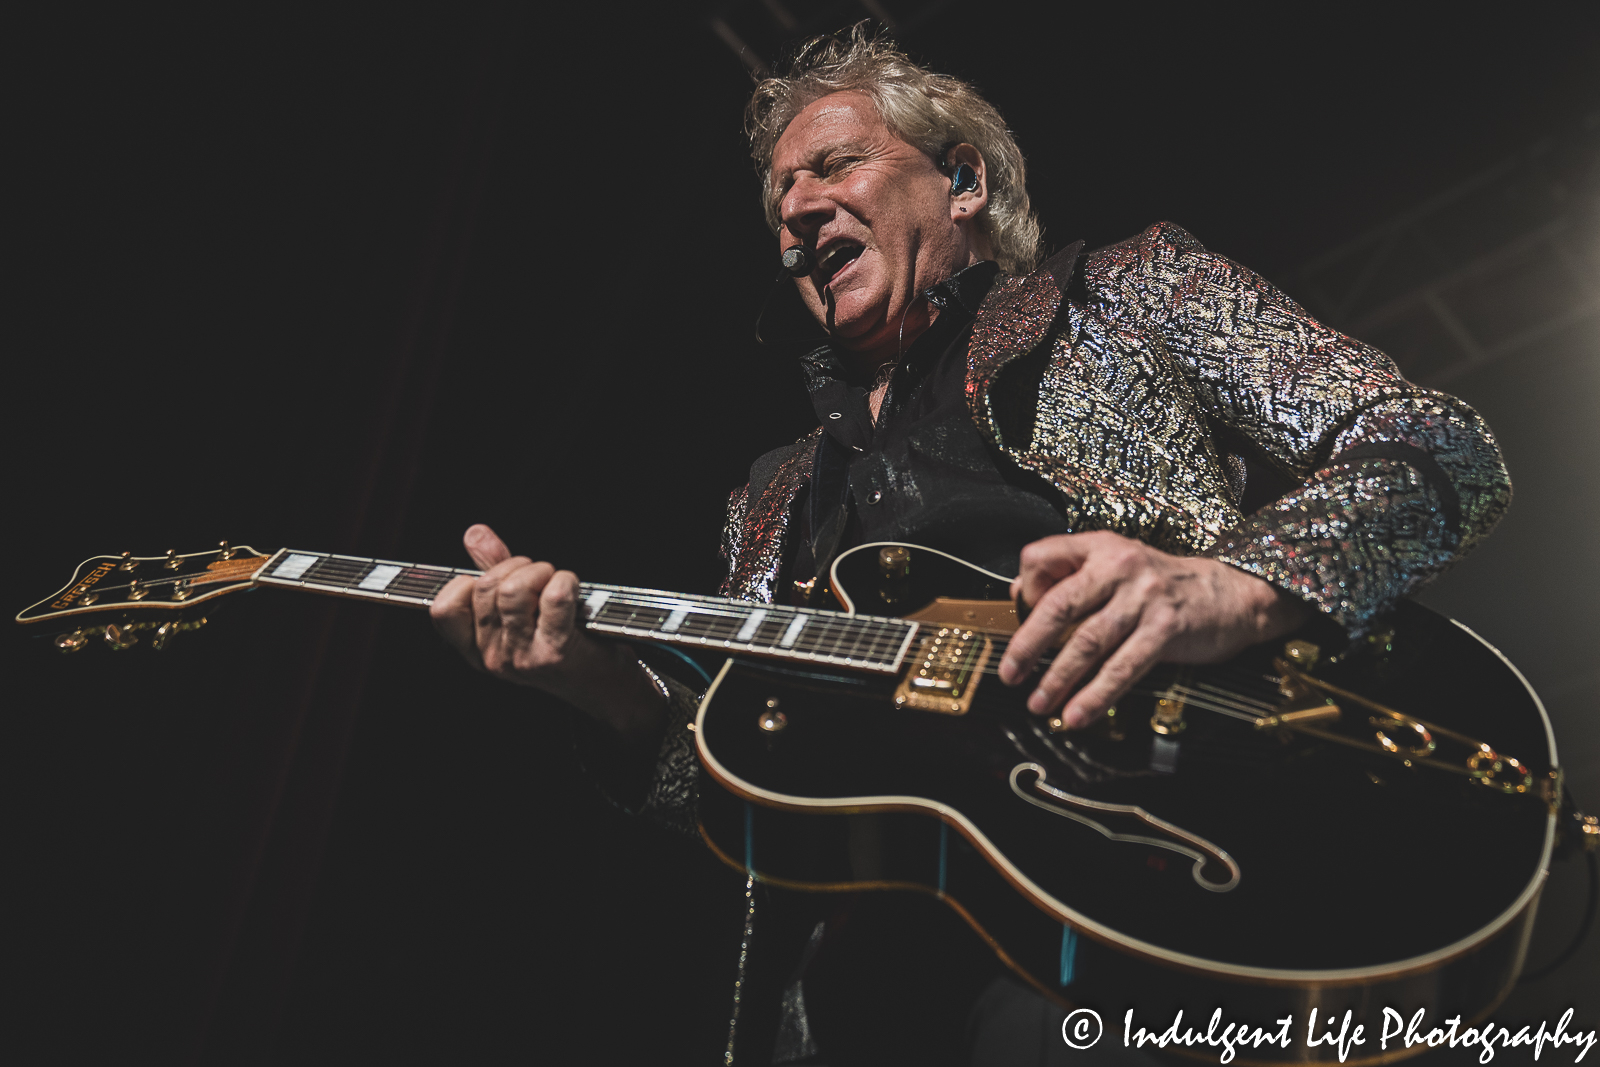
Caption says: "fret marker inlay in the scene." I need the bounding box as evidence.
[358,564,402,591]
[273,554,318,580]
[736,609,767,642]
[254,550,909,675]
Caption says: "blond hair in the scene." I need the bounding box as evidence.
[746,26,1043,275]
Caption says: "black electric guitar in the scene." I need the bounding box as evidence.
[19,541,1570,1062]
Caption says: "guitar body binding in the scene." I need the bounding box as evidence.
[693,542,1559,1063]
[17,538,1562,1063]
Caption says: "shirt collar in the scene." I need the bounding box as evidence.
[798,260,1000,387]
[925,258,1000,318]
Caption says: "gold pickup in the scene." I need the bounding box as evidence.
[893,626,994,715]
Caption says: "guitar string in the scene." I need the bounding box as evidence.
[78,555,1257,670]
[265,571,1286,717]
[76,563,1279,689]
[88,560,911,664]
[272,558,913,662]
[80,557,1292,714]
[95,556,1016,647]
[81,558,1260,683]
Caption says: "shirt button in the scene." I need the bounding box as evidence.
[828,412,843,420]
[866,490,883,505]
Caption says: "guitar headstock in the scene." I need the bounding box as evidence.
[17,542,274,651]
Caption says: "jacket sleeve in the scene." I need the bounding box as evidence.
[1132,223,1512,637]
[567,671,702,840]
[569,485,754,840]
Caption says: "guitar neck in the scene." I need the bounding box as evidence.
[253,548,917,675]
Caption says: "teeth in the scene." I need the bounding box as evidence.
[820,244,862,274]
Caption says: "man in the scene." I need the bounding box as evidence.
[431,29,1510,1066]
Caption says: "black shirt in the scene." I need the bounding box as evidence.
[760,261,1081,1064]
[787,260,1072,600]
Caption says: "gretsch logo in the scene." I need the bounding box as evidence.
[52,562,118,609]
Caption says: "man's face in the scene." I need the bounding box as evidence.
[770,91,975,358]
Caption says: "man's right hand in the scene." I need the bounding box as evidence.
[429,523,669,744]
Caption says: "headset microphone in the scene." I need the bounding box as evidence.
[781,247,813,277]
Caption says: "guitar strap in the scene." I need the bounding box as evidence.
[806,499,850,602]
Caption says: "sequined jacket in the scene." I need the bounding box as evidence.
[634,221,1511,832]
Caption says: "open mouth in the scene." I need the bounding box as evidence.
[817,242,864,285]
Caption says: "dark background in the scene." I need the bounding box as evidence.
[7,6,1598,1064]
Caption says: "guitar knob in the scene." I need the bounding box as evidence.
[758,697,787,733]
[878,546,910,578]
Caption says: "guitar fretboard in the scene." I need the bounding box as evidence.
[253,549,918,673]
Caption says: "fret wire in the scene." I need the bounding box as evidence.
[804,617,848,658]
[808,616,856,657]
[388,582,451,599]
[838,626,879,663]
[595,589,892,628]
[812,625,856,660]
[599,597,784,623]
[607,599,807,624]
[877,627,905,662]
[840,624,876,661]
[677,610,722,634]
[271,556,468,600]
[268,554,921,665]
[332,562,388,590]
[846,619,887,658]
[604,597,905,639]
[388,576,451,594]
[687,614,738,641]
[747,616,786,648]
[283,558,431,579]
[304,560,362,585]
[301,560,369,580]
[588,604,904,664]
[865,626,900,662]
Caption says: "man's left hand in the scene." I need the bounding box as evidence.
[999,531,1310,728]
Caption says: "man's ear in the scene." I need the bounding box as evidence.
[946,142,989,222]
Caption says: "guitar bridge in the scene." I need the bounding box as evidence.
[893,627,992,715]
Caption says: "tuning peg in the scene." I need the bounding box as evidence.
[56,630,89,653]
[154,616,208,649]
[164,549,182,571]
[103,623,138,650]
[118,551,138,572]
[218,540,236,560]
[128,578,150,601]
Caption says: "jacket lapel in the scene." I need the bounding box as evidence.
[965,241,1082,451]
[721,428,822,603]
